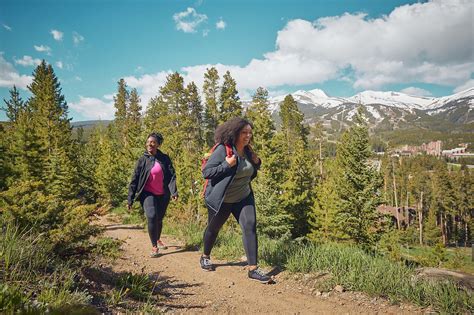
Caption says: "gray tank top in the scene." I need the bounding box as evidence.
[223,155,254,203]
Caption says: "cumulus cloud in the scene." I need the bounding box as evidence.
[454,79,474,93]
[3,24,12,31]
[400,87,432,97]
[123,71,173,109]
[34,45,52,55]
[14,55,41,67]
[75,76,82,81]
[51,29,63,41]
[73,32,85,45]
[0,54,33,89]
[124,0,473,102]
[216,18,226,30]
[69,96,115,120]
[55,61,63,69]
[274,0,473,89]
[173,7,207,33]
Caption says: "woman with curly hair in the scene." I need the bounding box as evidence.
[200,117,271,284]
[128,132,178,257]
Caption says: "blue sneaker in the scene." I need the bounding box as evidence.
[200,255,214,271]
[248,268,271,283]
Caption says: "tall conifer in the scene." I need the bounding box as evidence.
[219,71,242,123]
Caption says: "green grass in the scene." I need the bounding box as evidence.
[92,236,124,260]
[0,220,94,313]
[111,209,473,313]
[110,205,144,225]
[401,246,474,274]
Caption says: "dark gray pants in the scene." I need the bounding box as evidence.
[203,193,258,265]
[140,190,169,247]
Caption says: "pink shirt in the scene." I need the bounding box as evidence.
[143,161,165,195]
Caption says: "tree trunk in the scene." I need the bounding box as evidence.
[440,214,447,246]
[419,192,424,246]
[406,192,410,227]
[392,160,400,229]
[465,221,468,248]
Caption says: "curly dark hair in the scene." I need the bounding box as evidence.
[214,117,253,145]
[146,132,164,145]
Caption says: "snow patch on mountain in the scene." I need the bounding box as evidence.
[348,91,434,110]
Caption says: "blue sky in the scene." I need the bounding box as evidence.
[1,0,472,121]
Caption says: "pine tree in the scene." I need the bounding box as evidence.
[2,85,25,122]
[453,166,473,246]
[245,87,275,154]
[185,81,204,147]
[279,94,308,152]
[219,71,242,123]
[27,60,77,197]
[1,86,30,185]
[430,161,455,245]
[333,107,383,246]
[277,95,313,236]
[127,88,143,159]
[203,67,220,146]
[113,78,129,146]
[309,159,345,241]
[95,124,129,205]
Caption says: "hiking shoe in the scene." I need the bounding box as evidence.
[200,255,214,271]
[149,247,159,258]
[248,268,271,283]
[157,239,168,250]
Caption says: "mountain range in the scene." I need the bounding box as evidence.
[243,87,474,135]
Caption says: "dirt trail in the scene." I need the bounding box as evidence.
[101,217,423,314]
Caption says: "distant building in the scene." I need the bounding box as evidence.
[377,205,416,227]
[393,140,442,157]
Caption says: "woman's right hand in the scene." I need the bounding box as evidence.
[225,154,237,167]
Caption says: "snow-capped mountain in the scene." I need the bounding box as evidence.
[244,87,474,132]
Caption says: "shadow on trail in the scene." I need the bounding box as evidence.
[103,224,143,231]
[83,265,205,312]
[213,260,248,269]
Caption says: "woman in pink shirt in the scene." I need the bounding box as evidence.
[128,132,178,257]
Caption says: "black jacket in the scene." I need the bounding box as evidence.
[128,150,178,206]
[202,144,260,213]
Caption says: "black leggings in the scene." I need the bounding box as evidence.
[140,191,170,247]
[203,193,258,265]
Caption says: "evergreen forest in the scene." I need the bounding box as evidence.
[1,61,473,313]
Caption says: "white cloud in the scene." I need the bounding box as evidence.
[123,71,173,109]
[273,0,473,89]
[3,24,12,31]
[75,76,82,81]
[0,54,33,89]
[400,87,432,97]
[14,55,41,67]
[202,29,210,37]
[69,96,115,120]
[73,32,85,45]
[34,45,52,55]
[173,7,207,33]
[454,79,474,93]
[55,61,63,69]
[103,94,114,100]
[51,29,63,41]
[216,19,226,30]
[124,0,473,101]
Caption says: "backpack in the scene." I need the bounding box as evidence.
[201,143,233,197]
